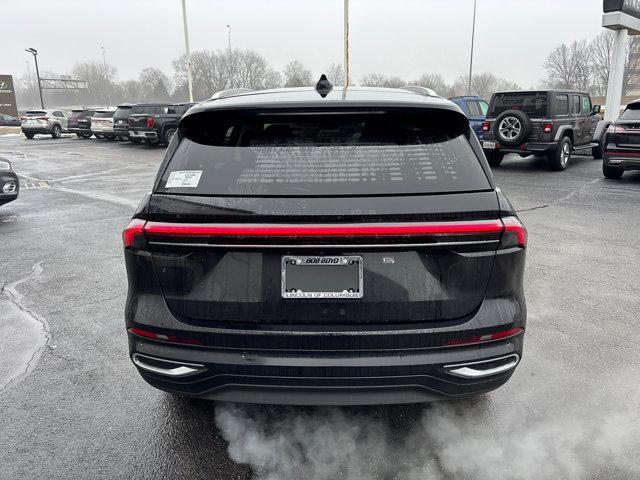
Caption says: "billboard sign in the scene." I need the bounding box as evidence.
[0,75,19,117]
[604,0,640,19]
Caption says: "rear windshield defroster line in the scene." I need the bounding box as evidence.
[157,109,491,197]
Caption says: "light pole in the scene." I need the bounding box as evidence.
[226,24,232,87]
[468,0,477,95]
[226,24,232,53]
[25,48,44,109]
[181,0,194,103]
[100,46,112,105]
[25,61,33,104]
[344,0,349,88]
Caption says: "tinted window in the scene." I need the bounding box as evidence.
[25,111,46,117]
[53,111,64,117]
[130,105,168,115]
[571,95,580,115]
[619,105,640,120]
[158,110,490,197]
[168,105,189,115]
[93,111,115,118]
[489,93,547,117]
[467,101,482,117]
[114,106,132,119]
[478,100,489,116]
[581,96,592,115]
[555,95,569,115]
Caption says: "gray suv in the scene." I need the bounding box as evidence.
[21,109,69,139]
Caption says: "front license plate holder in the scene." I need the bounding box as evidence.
[282,255,363,299]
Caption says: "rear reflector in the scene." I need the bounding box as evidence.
[143,220,506,237]
[446,327,524,346]
[128,327,202,345]
[543,123,553,133]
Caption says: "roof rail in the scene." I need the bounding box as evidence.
[209,88,254,100]
[400,85,439,97]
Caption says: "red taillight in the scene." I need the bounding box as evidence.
[143,220,506,237]
[482,121,490,132]
[446,327,524,346]
[128,327,202,345]
[501,216,527,248]
[36,116,49,121]
[122,219,147,249]
[146,116,154,128]
[543,123,553,133]
[607,125,625,134]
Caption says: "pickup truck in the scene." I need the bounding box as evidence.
[127,103,194,146]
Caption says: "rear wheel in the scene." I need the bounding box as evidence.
[164,128,176,146]
[485,150,504,167]
[603,164,624,179]
[82,133,92,139]
[24,133,35,139]
[146,137,159,146]
[547,137,571,171]
[52,124,62,139]
[592,143,603,159]
[131,138,142,144]
[76,133,83,138]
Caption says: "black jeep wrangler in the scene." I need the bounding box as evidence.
[481,90,605,171]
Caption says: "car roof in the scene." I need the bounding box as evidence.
[186,87,463,118]
[493,90,590,96]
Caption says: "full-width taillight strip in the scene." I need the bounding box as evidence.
[143,219,506,237]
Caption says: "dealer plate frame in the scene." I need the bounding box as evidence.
[281,255,364,299]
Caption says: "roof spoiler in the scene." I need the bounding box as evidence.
[209,88,254,100]
[400,85,439,98]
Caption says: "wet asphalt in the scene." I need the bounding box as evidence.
[0,134,639,480]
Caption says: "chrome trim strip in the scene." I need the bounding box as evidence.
[148,240,500,249]
[132,353,203,377]
[444,354,520,379]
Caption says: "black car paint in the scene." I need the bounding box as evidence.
[123,87,527,405]
[67,109,95,136]
[602,100,640,177]
[127,103,193,145]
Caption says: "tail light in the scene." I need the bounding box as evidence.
[122,219,147,249]
[36,116,49,121]
[500,216,527,249]
[446,327,524,346]
[146,116,154,128]
[128,118,133,127]
[607,125,625,134]
[543,123,553,133]
[482,121,490,132]
[128,327,202,345]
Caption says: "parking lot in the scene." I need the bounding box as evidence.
[1,134,639,479]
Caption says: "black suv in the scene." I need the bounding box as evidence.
[128,103,194,146]
[123,84,527,405]
[67,108,96,139]
[481,90,604,171]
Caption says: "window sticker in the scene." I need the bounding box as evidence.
[165,170,203,188]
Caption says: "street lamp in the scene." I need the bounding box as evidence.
[25,47,44,109]
[226,24,232,53]
[467,0,477,95]
[100,46,112,105]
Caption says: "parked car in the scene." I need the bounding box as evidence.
[128,102,193,146]
[123,83,527,405]
[68,108,97,139]
[113,104,133,141]
[601,98,640,179]
[91,108,117,140]
[481,90,604,171]
[122,104,170,144]
[0,114,21,126]
[21,109,68,139]
[0,160,19,206]
[449,95,489,139]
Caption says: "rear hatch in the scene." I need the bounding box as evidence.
[91,110,115,131]
[114,106,132,130]
[145,107,501,325]
[68,109,93,129]
[611,104,640,149]
[128,105,168,130]
[23,111,48,127]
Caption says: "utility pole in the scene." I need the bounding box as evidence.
[181,0,194,102]
[344,0,349,87]
[25,61,33,104]
[25,48,44,109]
[468,0,477,95]
[101,46,112,105]
[226,24,232,88]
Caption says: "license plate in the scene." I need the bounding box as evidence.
[282,256,363,299]
[484,141,496,149]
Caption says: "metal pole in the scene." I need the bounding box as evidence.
[468,0,477,95]
[32,52,45,109]
[344,0,349,87]
[226,24,232,88]
[605,28,628,122]
[25,61,33,105]
[181,0,194,102]
[101,46,112,105]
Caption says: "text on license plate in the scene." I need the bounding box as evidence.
[281,256,363,299]
[484,141,496,149]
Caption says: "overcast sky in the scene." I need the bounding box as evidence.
[4,0,606,88]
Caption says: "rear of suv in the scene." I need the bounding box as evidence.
[123,85,527,405]
[481,90,603,171]
[601,99,640,179]
[113,104,133,140]
[68,108,96,139]
[21,109,68,139]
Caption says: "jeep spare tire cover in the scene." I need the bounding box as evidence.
[494,110,531,147]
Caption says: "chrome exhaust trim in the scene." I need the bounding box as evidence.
[132,353,203,377]
[444,354,520,379]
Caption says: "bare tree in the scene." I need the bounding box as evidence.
[359,73,406,88]
[410,73,450,96]
[283,61,313,87]
[138,68,170,102]
[325,63,344,85]
[590,30,640,96]
[544,40,592,92]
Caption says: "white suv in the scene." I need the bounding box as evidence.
[21,109,69,139]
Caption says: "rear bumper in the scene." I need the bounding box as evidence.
[68,127,91,134]
[483,140,557,155]
[604,151,640,170]
[0,172,19,206]
[21,125,51,134]
[129,129,157,139]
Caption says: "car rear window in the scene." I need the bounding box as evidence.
[489,93,548,118]
[25,111,46,117]
[114,106,132,119]
[93,111,114,118]
[619,104,640,120]
[157,109,491,197]
[130,105,168,115]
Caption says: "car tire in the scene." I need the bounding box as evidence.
[51,124,62,139]
[82,133,92,139]
[603,164,624,179]
[485,150,504,167]
[131,138,142,144]
[106,135,115,141]
[164,128,176,146]
[547,136,572,171]
[146,138,159,146]
[592,143,603,159]
[493,110,531,147]
[24,133,35,139]
[76,133,84,138]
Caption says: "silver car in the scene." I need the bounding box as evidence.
[21,109,69,139]
[90,108,117,140]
